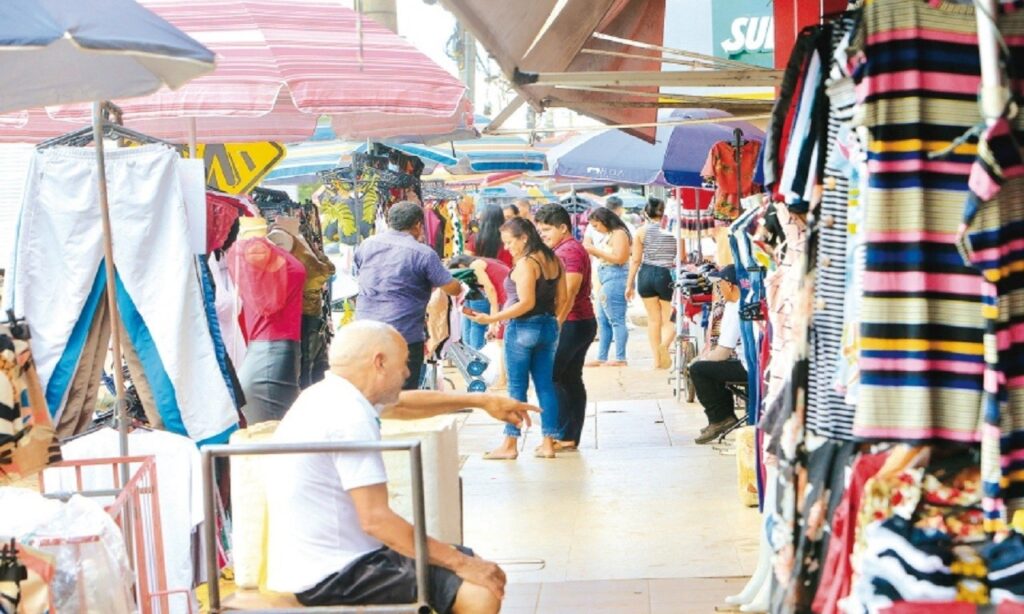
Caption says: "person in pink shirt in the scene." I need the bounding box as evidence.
[535,204,597,450]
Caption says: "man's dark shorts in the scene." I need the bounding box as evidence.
[296,545,474,613]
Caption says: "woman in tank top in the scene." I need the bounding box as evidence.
[467,217,568,459]
[626,197,680,369]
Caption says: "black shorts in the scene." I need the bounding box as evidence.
[296,545,473,613]
[637,264,673,302]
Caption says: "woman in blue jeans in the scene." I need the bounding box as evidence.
[583,207,632,366]
[468,217,568,459]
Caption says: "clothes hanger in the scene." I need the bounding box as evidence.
[37,121,173,150]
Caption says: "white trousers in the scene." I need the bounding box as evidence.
[8,144,237,443]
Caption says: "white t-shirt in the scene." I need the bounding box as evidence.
[717,300,747,371]
[265,373,388,593]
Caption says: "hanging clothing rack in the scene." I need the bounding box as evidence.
[33,101,174,463]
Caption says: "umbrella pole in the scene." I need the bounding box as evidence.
[188,117,199,159]
[92,101,130,460]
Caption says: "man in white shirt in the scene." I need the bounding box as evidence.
[266,320,534,613]
[688,265,747,444]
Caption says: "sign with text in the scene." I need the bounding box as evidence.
[712,2,775,68]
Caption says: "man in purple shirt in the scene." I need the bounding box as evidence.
[355,202,462,389]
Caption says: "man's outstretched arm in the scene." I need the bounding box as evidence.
[380,391,537,428]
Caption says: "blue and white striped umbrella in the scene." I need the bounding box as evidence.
[263,140,459,185]
[0,0,215,112]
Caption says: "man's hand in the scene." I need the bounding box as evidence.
[455,555,506,600]
[481,395,538,429]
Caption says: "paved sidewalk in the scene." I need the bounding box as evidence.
[451,334,762,613]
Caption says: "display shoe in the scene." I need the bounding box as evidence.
[694,416,740,444]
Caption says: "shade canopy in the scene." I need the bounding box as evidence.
[0,0,215,113]
[1,0,471,143]
[440,0,665,142]
[548,109,765,187]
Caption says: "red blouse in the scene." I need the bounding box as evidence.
[227,238,306,342]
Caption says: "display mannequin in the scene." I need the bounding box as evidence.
[228,217,307,424]
[268,217,336,387]
[726,465,776,613]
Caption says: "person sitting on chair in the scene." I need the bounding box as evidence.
[689,265,747,444]
[265,320,537,613]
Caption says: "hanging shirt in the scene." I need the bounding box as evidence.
[701,140,763,221]
[227,238,306,342]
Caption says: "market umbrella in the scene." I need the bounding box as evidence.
[0,0,214,112]
[262,140,458,186]
[0,0,215,458]
[0,0,473,145]
[547,109,765,187]
[602,190,647,210]
[447,117,547,173]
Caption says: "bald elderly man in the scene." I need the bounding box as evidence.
[265,320,533,613]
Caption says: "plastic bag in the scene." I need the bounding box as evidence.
[480,342,503,387]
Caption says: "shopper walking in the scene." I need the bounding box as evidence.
[626,197,679,369]
[584,206,632,367]
[535,204,598,450]
[354,202,462,390]
[468,218,567,459]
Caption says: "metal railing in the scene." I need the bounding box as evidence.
[201,440,430,614]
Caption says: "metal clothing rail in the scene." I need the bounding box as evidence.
[201,441,431,614]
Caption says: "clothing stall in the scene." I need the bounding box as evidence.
[722,1,1024,612]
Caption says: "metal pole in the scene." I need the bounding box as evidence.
[734,128,744,217]
[408,443,430,612]
[977,0,1008,126]
[202,448,219,611]
[92,101,130,461]
[188,117,198,159]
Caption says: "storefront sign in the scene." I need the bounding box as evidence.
[194,142,285,194]
[712,2,775,68]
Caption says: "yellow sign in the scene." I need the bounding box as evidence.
[191,142,285,194]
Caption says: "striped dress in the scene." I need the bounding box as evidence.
[807,13,860,441]
[850,0,992,444]
[963,1,1024,530]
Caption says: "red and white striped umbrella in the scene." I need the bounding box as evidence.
[0,0,472,143]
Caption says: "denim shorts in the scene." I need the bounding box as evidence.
[637,263,673,301]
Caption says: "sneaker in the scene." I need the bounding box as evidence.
[694,416,740,444]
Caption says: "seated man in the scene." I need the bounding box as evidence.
[689,265,747,444]
[266,320,536,613]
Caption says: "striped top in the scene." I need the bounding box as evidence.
[641,222,677,268]
[850,0,994,444]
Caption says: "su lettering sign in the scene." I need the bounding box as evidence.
[189,142,285,194]
[712,2,775,68]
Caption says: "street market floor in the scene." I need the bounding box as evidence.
[450,333,762,613]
